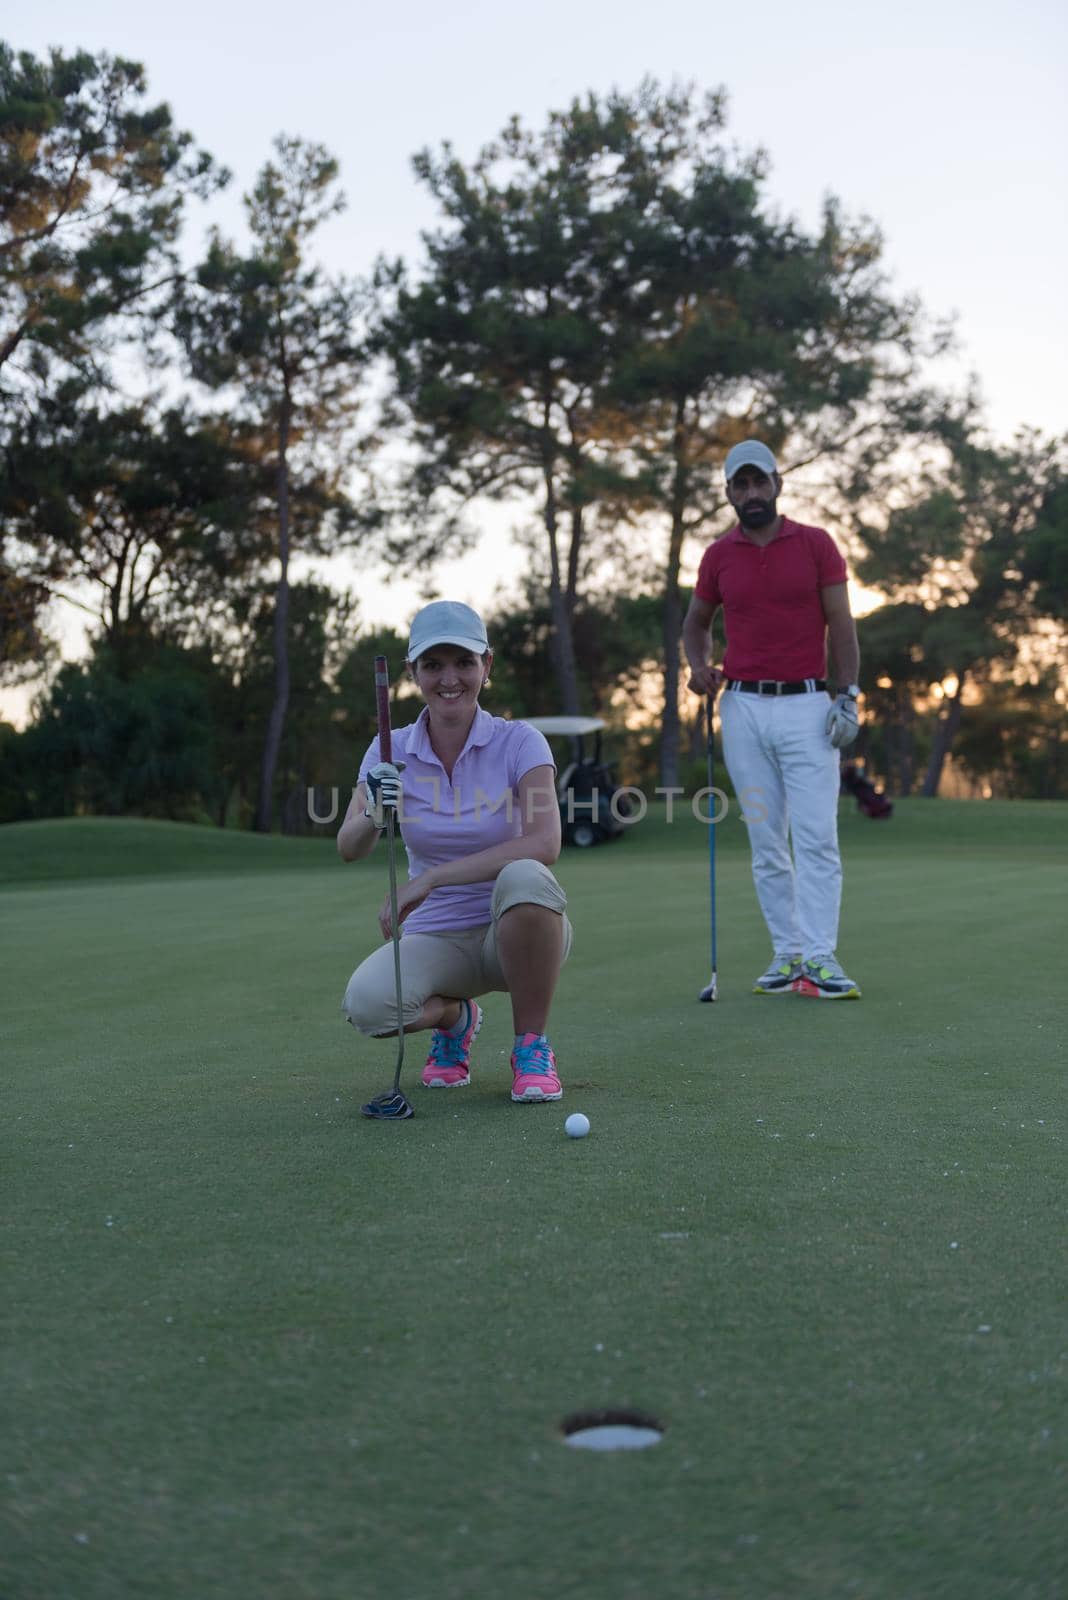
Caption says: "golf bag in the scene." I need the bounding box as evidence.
[840,762,894,820]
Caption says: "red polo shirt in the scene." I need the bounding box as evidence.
[694,517,848,681]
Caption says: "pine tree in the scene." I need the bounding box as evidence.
[0,44,223,677]
[373,94,646,714]
[0,44,221,390]
[0,393,265,673]
[855,415,1068,795]
[597,87,930,784]
[174,137,366,831]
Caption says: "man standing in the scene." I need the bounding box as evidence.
[682,440,862,999]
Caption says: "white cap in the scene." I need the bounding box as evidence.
[407,600,489,663]
[724,440,778,481]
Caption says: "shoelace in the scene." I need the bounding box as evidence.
[514,1041,554,1075]
[427,1028,467,1066]
[808,957,841,979]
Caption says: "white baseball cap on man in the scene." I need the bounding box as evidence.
[407,600,490,663]
[724,439,778,481]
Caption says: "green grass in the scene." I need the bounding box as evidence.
[3,805,1066,1599]
[0,815,337,886]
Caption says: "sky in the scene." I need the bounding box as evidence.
[5,0,1067,722]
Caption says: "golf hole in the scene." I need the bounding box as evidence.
[561,1409,665,1452]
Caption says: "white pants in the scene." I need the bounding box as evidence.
[719,689,842,962]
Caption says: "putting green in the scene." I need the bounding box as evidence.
[3,804,1065,1599]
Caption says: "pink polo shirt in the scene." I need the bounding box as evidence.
[695,517,848,681]
[358,706,555,934]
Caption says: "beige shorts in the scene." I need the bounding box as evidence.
[342,858,573,1036]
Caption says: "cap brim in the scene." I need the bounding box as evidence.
[408,634,488,660]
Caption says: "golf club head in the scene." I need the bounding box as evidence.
[698,974,718,1003]
[361,1090,414,1120]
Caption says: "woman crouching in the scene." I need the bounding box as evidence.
[338,601,572,1102]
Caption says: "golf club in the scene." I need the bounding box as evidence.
[361,655,414,1120]
[699,693,718,1002]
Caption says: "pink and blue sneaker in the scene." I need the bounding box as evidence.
[510,1033,563,1102]
[421,1000,482,1088]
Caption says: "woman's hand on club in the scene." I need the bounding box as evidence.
[364,760,404,830]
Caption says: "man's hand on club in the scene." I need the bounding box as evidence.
[364,761,404,830]
[687,662,724,697]
[826,693,860,749]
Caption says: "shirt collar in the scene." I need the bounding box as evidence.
[725,515,796,545]
[409,703,495,765]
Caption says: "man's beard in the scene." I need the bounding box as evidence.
[738,498,777,529]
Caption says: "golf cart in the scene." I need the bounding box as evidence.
[525,717,633,848]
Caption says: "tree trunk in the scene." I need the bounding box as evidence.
[661,564,683,789]
[659,398,689,789]
[547,554,582,714]
[899,698,916,798]
[565,501,583,617]
[921,681,964,797]
[890,695,916,798]
[1043,723,1061,800]
[256,397,292,833]
[542,418,582,714]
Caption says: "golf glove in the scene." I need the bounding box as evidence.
[826,692,860,750]
[364,761,404,829]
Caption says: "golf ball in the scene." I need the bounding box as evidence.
[565,1113,591,1139]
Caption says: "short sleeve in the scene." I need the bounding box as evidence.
[815,529,848,587]
[357,737,382,785]
[508,723,556,788]
[695,543,723,606]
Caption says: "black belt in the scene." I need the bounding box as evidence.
[726,678,827,695]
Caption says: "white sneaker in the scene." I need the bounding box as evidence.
[795,956,861,1000]
[752,957,803,995]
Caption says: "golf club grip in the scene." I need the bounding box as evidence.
[373,655,392,764]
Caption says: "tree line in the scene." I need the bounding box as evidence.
[1,45,1065,829]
